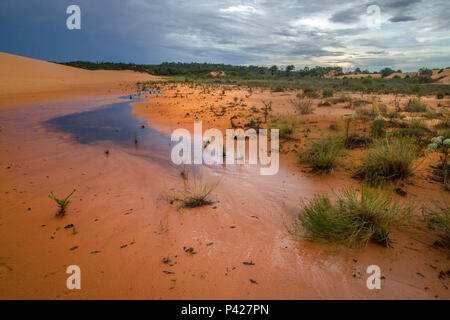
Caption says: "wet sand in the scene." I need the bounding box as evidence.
[0,54,449,299]
[0,92,448,299]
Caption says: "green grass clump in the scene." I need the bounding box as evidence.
[356,138,418,186]
[300,138,344,173]
[405,98,427,112]
[279,118,299,139]
[295,186,411,247]
[49,189,76,216]
[166,177,219,208]
[371,119,388,138]
[322,88,334,98]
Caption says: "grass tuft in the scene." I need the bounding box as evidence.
[294,186,411,248]
[405,98,427,112]
[166,177,219,208]
[356,138,418,186]
[300,137,344,173]
[422,199,450,249]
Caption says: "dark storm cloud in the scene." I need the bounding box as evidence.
[0,0,449,71]
[383,0,422,9]
[329,8,362,24]
[389,15,417,22]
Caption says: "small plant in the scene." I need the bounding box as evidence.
[291,95,314,115]
[272,84,285,92]
[427,135,450,189]
[293,186,411,248]
[328,123,339,131]
[405,98,427,112]
[49,189,76,216]
[322,88,334,98]
[166,177,219,208]
[244,117,260,129]
[371,119,387,138]
[279,118,299,139]
[356,138,418,186]
[435,91,445,99]
[302,87,319,98]
[342,113,356,147]
[261,99,273,124]
[318,101,331,107]
[422,198,450,249]
[300,138,344,173]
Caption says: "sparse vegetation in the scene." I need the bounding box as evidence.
[278,118,300,139]
[371,119,387,138]
[422,199,450,249]
[294,186,411,248]
[290,94,314,115]
[261,99,272,123]
[166,177,219,208]
[48,189,76,216]
[427,135,450,189]
[300,137,344,173]
[405,98,427,112]
[356,138,418,186]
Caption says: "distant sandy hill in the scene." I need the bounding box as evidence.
[0,52,160,108]
[210,71,227,77]
[386,68,450,84]
[335,68,449,83]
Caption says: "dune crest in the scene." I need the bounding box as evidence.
[0,52,159,108]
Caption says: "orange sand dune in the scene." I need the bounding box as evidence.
[0,52,160,108]
[335,68,450,83]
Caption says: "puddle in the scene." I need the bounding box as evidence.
[44,98,168,149]
[42,94,282,181]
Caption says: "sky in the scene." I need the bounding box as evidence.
[0,0,449,71]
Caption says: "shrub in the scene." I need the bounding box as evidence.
[294,186,411,247]
[303,87,320,98]
[322,88,334,98]
[356,106,378,120]
[244,117,259,129]
[345,135,372,149]
[318,101,331,107]
[362,76,374,86]
[371,119,388,138]
[405,98,427,112]
[392,127,428,142]
[356,138,418,186]
[300,138,344,172]
[427,135,450,190]
[330,94,351,104]
[410,84,426,97]
[434,119,450,130]
[290,96,314,114]
[272,84,285,92]
[328,123,339,131]
[436,91,445,99]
